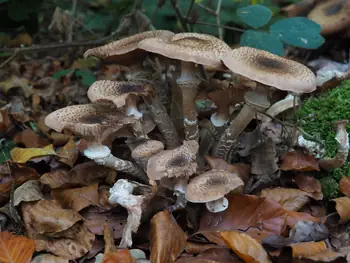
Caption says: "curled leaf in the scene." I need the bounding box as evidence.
[295,174,322,194]
[13,180,44,206]
[57,139,78,167]
[330,197,350,224]
[176,248,241,263]
[0,232,35,263]
[280,150,320,171]
[289,241,327,258]
[339,176,350,196]
[11,144,57,163]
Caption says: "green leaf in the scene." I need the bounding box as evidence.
[0,140,16,164]
[75,69,96,87]
[84,13,114,31]
[270,17,325,49]
[52,69,75,80]
[240,30,284,56]
[237,4,272,29]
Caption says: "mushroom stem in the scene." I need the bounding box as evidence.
[210,109,229,127]
[177,61,200,141]
[319,120,349,170]
[205,197,229,213]
[126,95,143,119]
[169,177,188,212]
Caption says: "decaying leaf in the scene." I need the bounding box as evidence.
[31,254,69,263]
[11,144,57,163]
[57,139,78,167]
[103,222,117,253]
[250,138,279,176]
[150,210,187,263]
[280,150,320,171]
[0,231,35,263]
[0,75,33,98]
[51,183,99,211]
[289,240,328,258]
[13,129,50,148]
[329,197,350,224]
[305,250,346,262]
[14,180,44,206]
[184,241,225,254]
[294,174,322,194]
[21,199,82,237]
[220,230,271,263]
[99,185,118,209]
[175,248,242,263]
[339,176,350,196]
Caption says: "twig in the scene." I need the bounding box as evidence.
[169,0,190,31]
[67,0,78,42]
[186,0,196,18]
[196,3,216,15]
[187,21,245,33]
[0,51,17,68]
[215,0,223,40]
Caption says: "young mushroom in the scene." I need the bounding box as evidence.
[138,33,231,141]
[131,140,165,171]
[214,47,317,159]
[44,104,148,183]
[186,170,244,213]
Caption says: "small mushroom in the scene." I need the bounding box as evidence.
[308,0,350,36]
[186,170,244,213]
[139,33,231,141]
[131,140,165,170]
[44,104,148,183]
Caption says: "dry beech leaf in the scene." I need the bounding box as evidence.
[35,224,95,260]
[280,151,320,171]
[13,129,50,148]
[260,187,322,211]
[102,250,136,263]
[40,169,71,189]
[305,250,345,262]
[57,139,78,167]
[51,183,99,211]
[21,199,82,237]
[289,241,327,258]
[330,197,350,224]
[0,231,35,263]
[220,231,271,263]
[175,248,242,263]
[103,222,117,253]
[150,210,187,263]
[31,254,69,263]
[339,176,350,196]
[11,144,57,163]
[14,180,44,206]
[99,185,118,210]
[185,241,225,254]
[294,174,322,194]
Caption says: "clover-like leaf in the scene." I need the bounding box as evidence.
[75,69,97,87]
[237,4,272,29]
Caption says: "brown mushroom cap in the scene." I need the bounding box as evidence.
[44,104,135,142]
[308,0,350,35]
[138,33,231,69]
[87,80,155,108]
[131,140,165,160]
[83,30,175,59]
[186,170,244,203]
[146,140,199,180]
[222,47,317,93]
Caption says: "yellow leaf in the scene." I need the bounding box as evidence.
[290,241,327,258]
[220,231,271,263]
[331,197,350,224]
[0,232,35,263]
[11,144,57,163]
[0,76,33,98]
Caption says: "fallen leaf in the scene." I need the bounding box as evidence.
[7,33,33,47]
[0,75,33,98]
[330,197,350,224]
[339,176,350,196]
[220,231,271,263]
[250,138,279,176]
[21,200,82,237]
[175,248,242,263]
[31,254,69,263]
[294,174,322,194]
[280,150,320,171]
[103,222,117,253]
[305,250,346,262]
[51,183,99,211]
[13,129,50,148]
[260,187,322,211]
[0,231,35,263]
[57,139,78,167]
[289,241,327,258]
[102,250,136,263]
[99,185,118,210]
[13,180,44,206]
[185,241,225,254]
[150,210,187,263]
[11,144,57,163]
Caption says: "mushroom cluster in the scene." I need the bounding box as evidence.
[45,30,317,248]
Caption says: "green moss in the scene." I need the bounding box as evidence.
[296,80,350,198]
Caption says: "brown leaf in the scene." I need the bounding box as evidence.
[99,185,118,210]
[175,248,242,263]
[104,222,117,253]
[260,187,322,211]
[330,197,350,224]
[294,174,322,193]
[220,231,271,263]
[0,232,35,263]
[21,199,82,236]
[31,254,69,263]
[339,176,350,196]
[280,150,320,171]
[13,180,44,206]
[51,183,99,211]
[102,250,136,263]
[57,139,78,167]
[289,241,327,258]
[150,210,187,263]
[35,224,95,260]
[13,129,50,148]
[305,250,346,262]
[185,241,225,254]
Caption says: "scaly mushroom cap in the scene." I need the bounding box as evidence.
[186,170,244,203]
[222,47,317,93]
[146,140,199,180]
[88,80,155,108]
[138,33,231,69]
[131,140,165,160]
[308,0,350,35]
[84,30,175,59]
[45,104,135,142]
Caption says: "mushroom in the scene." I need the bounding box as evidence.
[44,104,148,183]
[308,0,350,36]
[147,140,199,211]
[213,47,317,159]
[186,170,244,213]
[131,140,165,171]
[138,33,231,141]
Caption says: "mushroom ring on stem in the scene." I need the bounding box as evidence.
[186,170,244,213]
[44,104,148,183]
[138,33,231,141]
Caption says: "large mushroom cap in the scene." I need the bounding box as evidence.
[186,170,244,203]
[131,140,165,160]
[138,33,231,69]
[308,0,350,35]
[44,104,135,141]
[222,47,317,93]
[87,80,155,108]
[84,30,175,59]
[146,140,199,180]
